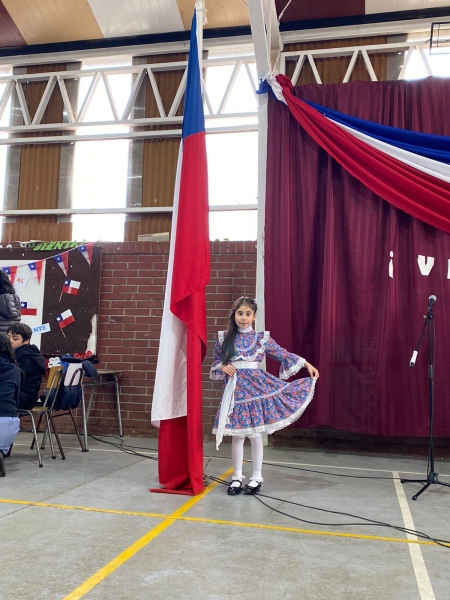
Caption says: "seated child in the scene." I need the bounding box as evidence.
[7,323,46,410]
[0,333,21,476]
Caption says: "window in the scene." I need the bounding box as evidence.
[204,53,258,240]
[71,58,132,242]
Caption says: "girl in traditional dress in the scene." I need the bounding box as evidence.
[210,297,319,495]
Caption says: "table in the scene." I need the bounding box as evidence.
[81,369,123,451]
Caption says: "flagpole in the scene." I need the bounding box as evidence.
[195,0,206,67]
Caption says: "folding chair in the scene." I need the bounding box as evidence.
[18,366,64,468]
[42,364,85,454]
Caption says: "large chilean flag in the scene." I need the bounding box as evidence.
[151,9,209,495]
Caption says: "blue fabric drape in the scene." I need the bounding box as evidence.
[307,100,450,165]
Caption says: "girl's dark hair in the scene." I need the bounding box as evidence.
[0,269,15,295]
[0,333,18,366]
[221,296,257,364]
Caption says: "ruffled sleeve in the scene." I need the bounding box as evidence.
[265,336,306,380]
[210,331,226,380]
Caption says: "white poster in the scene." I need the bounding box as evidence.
[0,260,47,349]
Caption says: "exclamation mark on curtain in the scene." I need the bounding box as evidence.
[389,251,394,279]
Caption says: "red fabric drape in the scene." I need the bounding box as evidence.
[276,74,450,234]
[265,78,450,437]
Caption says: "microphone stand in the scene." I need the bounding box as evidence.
[401,299,450,500]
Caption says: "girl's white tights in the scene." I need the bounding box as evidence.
[231,434,264,482]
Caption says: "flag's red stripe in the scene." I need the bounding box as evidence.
[170,132,209,355]
[21,309,37,316]
[186,325,205,494]
[63,286,79,295]
[58,316,74,328]
[156,329,204,496]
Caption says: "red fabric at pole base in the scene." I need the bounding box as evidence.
[186,326,205,494]
[152,328,205,496]
[155,417,192,491]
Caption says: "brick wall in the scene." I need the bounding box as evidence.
[82,240,256,437]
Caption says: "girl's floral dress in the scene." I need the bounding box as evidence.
[210,330,315,438]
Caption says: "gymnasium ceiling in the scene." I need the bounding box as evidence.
[0,0,449,48]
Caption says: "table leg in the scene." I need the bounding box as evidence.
[80,385,89,452]
[114,375,123,437]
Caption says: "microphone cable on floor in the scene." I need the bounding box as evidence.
[207,475,450,550]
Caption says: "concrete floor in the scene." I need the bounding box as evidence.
[0,433,449,600]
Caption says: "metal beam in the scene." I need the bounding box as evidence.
[282,40,439,83]
[0,37,255,68]
[248,0,270,79]
[0,57,257,143]
[0,122,258,145]
[0,204,257,217]
[281,16,450,44]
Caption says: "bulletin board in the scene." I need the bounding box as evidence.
[0,244,101,356]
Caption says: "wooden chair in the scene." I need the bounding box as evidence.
[42,364,85,454]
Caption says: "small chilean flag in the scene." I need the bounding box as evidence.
[28,261,43,284]
[78,243,93,265]
[62,279,80,296]
[20,301,38,316]
[56,309,75,329]
[54,252,69,276]
[2,266,17,284]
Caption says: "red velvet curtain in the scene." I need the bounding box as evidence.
[265,78,450,437]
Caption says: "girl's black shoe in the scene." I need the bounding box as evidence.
[227,480,243,495]
[244,479,261,494]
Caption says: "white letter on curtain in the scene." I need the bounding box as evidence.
[417,255,435,276]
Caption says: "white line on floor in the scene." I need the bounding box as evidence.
[259,460,450,477]
[13,443,450,476]
[13,443,157,456]
[392,471,436,600]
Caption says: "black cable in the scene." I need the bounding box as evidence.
[257,461,401,480]
[252,492,450,549]
[19,430,449,486]
[14,429,450,548]
[208,475,450,549]
[87,434,158,461]
[22,430,446,485]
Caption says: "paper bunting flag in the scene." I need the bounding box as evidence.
[78,243,93,265]
[62,279,80,296]
[56,309,75,329]
[28,260,43,284]
[20,301,38,316]
[53,252,69,276]
[2,266,17,284]
[32,323,51,335]
[15,274,28,288]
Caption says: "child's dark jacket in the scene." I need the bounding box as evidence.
[15,344,46,410]
[0,355,21,417]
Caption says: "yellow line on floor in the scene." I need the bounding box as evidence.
[0,498,166,519]
[62,468,233,600]
[176,515,446,547]
[1,495,446,548]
